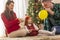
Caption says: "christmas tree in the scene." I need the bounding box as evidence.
[27,0,43,26]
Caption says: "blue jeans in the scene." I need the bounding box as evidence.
[52,26,60,34]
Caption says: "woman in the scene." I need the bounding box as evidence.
[1,1,27,37]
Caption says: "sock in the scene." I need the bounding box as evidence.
[52,28,56,35]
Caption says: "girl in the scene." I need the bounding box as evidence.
[1,1,27,38]
[25,16,56,36]
[25,16,38,36]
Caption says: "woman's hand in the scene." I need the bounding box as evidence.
[19,22,25,29]
[18,18,24,22]
[18,18,25,29]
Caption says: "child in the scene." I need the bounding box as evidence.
[25,16,39,36]
[25,16,56,36]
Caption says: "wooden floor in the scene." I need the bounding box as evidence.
[0,35,60,40]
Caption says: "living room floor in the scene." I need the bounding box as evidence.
[0,35,60,40]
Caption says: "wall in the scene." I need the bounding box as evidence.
[53,0,60,3]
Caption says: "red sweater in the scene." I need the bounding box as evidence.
[1,13,20,34]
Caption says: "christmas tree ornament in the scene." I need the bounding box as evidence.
[37,21,40,24]
[32,3,35,6]
[30,2,32,4]
[36,10,38,13]
[32,12,34,16]
[36,3,38,5]
[38,10,48,20]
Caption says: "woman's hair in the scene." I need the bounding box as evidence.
[5,0,14,10]
[4,1,16,20]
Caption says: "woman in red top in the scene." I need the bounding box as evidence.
[1,0,27,37]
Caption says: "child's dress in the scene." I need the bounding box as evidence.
[25,24,39,36]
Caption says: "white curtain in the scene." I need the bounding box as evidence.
[13,0,27,18]
[0,0,7,37]
[0,0,28,37]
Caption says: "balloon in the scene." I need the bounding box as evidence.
[38,10,48,20]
